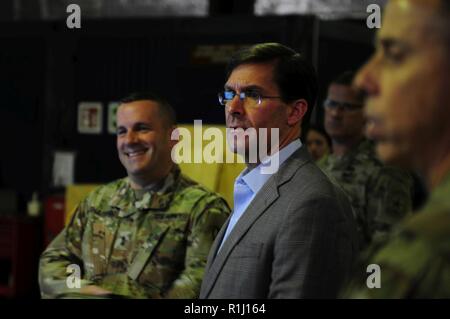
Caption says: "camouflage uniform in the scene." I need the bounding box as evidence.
[39,166,230,299]
[343,171,450,298]
[318,139,413,250]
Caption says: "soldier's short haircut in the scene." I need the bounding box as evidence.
[225,42,318,127]
[120,92,177,127]
[330,70,365,103]
[331,70,356,86]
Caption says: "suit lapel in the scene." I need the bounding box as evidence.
[204,217,229,273]
[200,183,279,298]
[201,146,312,298]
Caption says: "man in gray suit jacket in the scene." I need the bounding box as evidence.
[200,43,358,299]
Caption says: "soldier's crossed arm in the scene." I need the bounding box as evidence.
[163,195,230,298]
[39,200,94,298]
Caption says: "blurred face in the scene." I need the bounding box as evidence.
[324,84,365,143]
[355,0,450,169]
[116,100,174,188]
[224,62,303,161]
[306,129,330,161]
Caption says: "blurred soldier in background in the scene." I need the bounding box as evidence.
[319,71,412,250]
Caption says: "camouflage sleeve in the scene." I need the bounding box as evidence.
[366,167,413,243]
[163,194,230,298]
[38,200,94,298]
[342,231,449,298]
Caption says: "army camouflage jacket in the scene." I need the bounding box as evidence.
[39,166,230,299]
[318,139,413,249]
[343,171,450,298]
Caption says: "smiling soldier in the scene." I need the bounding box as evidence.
[39,92,230,299]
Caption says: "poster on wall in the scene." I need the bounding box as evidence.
[78,102,103,134]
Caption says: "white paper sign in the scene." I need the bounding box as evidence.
[53,151,75,187]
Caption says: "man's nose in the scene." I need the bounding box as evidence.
[354,54,380,96]
[124,131,138,143]
[328,105,343,117]
[226,95,245,115]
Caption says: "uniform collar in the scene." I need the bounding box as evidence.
[326,138,374,167]
[110,165,181,217]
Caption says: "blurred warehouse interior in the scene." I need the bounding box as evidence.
[0,0,384,297]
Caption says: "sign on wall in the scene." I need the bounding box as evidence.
[108,102,120,134]
[77,102,103,134]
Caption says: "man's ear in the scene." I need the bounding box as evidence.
[168,126,179,148]
[287,99,308,126]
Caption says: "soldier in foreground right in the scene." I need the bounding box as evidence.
[343,0,450,298]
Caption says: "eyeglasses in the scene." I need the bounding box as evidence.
[218,90,282,107]
[323,99,363,112]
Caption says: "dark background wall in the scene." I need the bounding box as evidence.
[0,15,374,212]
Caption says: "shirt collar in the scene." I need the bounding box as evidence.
[239,139,302,194]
